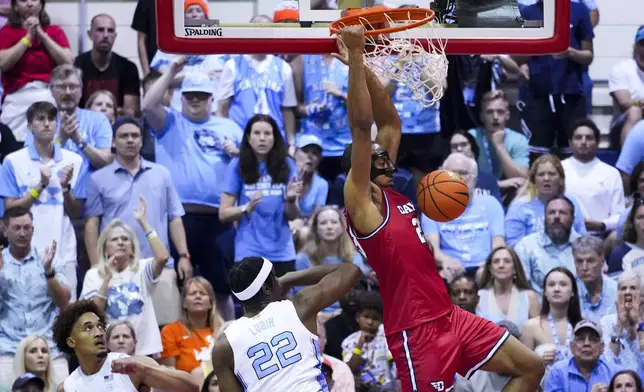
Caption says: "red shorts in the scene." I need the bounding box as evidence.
[387,305,509,392]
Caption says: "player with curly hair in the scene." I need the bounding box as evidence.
[52,300,199,392]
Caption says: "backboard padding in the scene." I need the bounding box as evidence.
[157,0,569,55]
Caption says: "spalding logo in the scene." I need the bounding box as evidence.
[447,171,462,180]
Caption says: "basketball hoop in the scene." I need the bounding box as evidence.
[330,7,448,107]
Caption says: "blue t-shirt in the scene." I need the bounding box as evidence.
[616,120,644,176]
[153,109,243,207]
[300,55,351,157]
[468,128,530,179]
[475,171,503,203]
[520,1,594,96]
[505,194,588,247]
[299,173,329,218]
[421,194,505,269]
[223,157,298,262]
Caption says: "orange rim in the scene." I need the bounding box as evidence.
[329,7,435,36]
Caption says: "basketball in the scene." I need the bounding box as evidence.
[417,170,469,222]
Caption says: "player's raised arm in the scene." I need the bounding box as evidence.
[365,59,402,163]
[341,27,375,202]
[212,335,244,392]
[285,263,361,332]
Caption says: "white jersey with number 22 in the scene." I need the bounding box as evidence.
[224,300,329,392]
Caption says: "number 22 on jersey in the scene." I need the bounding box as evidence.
[247,331,302,379]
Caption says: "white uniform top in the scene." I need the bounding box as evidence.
[224,300,328,392]
[63,352,137,392]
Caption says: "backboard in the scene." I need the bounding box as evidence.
[157,0,569,55]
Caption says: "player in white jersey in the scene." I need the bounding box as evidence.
[52,300,199,392]
[212,256,360,392]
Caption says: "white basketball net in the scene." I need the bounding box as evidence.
[337,10,448,108]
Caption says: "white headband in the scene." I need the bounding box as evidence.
[232,258,274,301]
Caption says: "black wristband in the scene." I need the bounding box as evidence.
[45,269,56,279]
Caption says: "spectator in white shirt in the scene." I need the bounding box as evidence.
[0,102,84,300]
[562,118,625,234]
[608,26,644,147]
[79,197,170,356]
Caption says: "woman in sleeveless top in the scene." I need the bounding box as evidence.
[520,267,583,369]
[159,277,230,388]
[477,246,540,329]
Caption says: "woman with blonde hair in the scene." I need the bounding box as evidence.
[160,277,229,383]
[80,196,170,356]
[12,336,58,391]
[85,89,118,124]
[477,246,541,329]
[505,154,587,247]
[294,206,369,314]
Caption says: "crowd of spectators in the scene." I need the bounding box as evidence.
[0,0,644,391]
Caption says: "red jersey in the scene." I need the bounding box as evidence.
[0,24,70,97]
[345,187,452,335]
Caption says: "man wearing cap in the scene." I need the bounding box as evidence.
[543,319,621,392]
[609,26,644,148]
[293,134,328,218]
[11,373,45,392]
[84,116,190,326]
[142,57,244,320]
[149,0,227,113]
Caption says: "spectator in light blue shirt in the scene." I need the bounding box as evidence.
[616,120,644,194]
[142,58,244,321]
[220,114,302,277]
[573,236,617,324]
[506,154,587,247]
[515,196,580,296]
[543,319,621,392]
[293,134,328,218]
[467,90,529,187]
[600,271,644,374]
[24,65,114,188]
[0,208,71,386]
[295,54,350,182]
[423,153,506,278]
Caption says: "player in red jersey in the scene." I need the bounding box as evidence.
[335,26,544,392]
